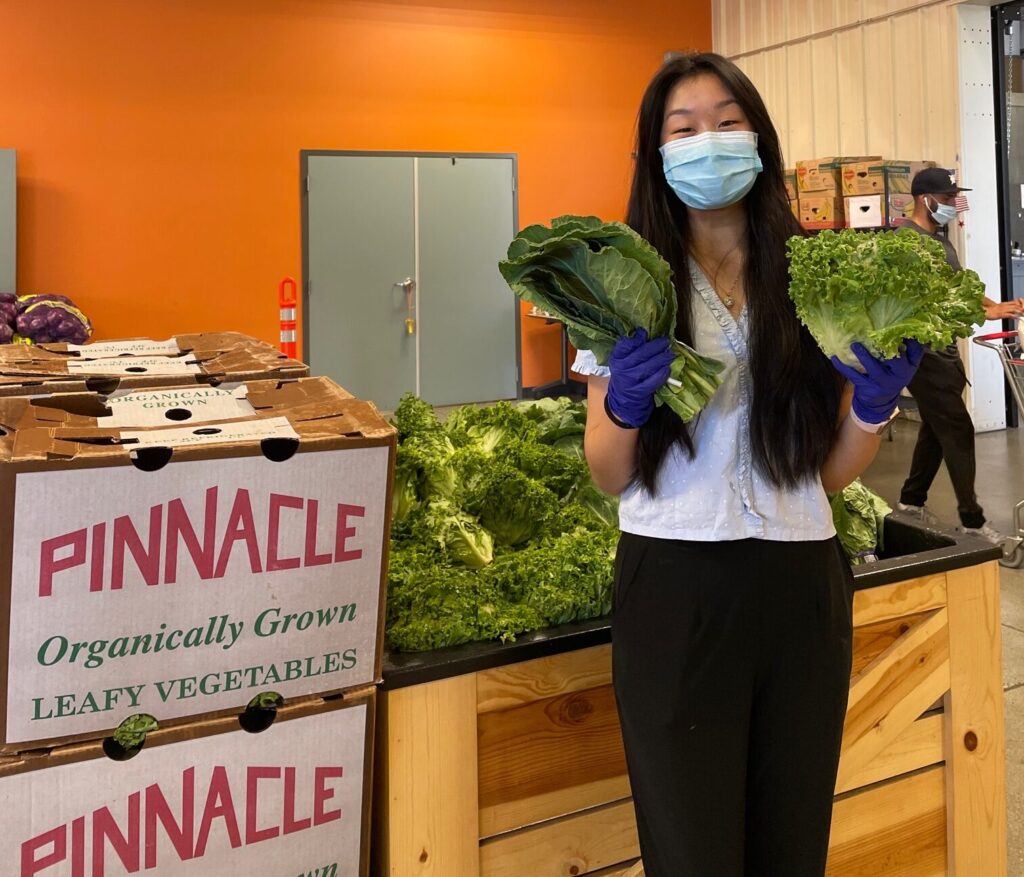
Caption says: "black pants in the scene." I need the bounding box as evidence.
[612,533,854,877]
[899,351,985,529]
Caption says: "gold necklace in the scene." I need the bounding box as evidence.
[694,249,743,310]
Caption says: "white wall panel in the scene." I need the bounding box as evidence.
[835,27,869,154]
[786,0,815,41]
[836,0,864,30]
[958,4,1005,431]
[764,0,788,47]
[892,10,926,158]
[786,42,817,159]
[762,47,793,159]
[862,19,897,157]
[810,34,841,156]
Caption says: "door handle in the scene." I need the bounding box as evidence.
[393,278,416,335]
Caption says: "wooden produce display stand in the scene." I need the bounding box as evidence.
[374,521,1007,877]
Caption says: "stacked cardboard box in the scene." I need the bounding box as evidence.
[796,156,881,230]
[784,169,800,220]
[0,331,308,397]
[839,159,938,227]
[0,374,394,875]
[4,694,375,876]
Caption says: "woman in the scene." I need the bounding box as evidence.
[573,53,921,876]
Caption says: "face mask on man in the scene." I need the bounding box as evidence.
[660,131,763,211]
[927,197,958,227]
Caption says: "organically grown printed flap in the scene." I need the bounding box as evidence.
[66,338,182,356]
[122,415,299,449]
[106,385,254,428]
[65,356,202,376]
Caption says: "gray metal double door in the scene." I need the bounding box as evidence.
[303,152,518,411]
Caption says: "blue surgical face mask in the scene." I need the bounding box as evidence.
[928,197,958,227]
[660,131,763,211]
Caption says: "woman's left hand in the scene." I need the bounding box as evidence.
[831,340,925,425]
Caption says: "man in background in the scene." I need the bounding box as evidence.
[895,167,1024,547]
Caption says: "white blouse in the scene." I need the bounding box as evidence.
[572,261,836,543]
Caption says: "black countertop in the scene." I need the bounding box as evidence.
[381,517,1003,691]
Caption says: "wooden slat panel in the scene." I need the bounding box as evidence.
[477,644,611,715]
[861,18,896,156]
[478,684,628,832]
[835,26,868,156]
[891,9,926,158]
[739,52,768,109]
[378,676,481,877]
[827,766,946,876]
[838,608,951,789]
[851,610,933,677]
[810,34,840,156]
[852,572,946,628]
[835,713,944,795]
[585,858,641,877]
[944,562,1007,876]
[480,800,639,877]
[481,775,632,840]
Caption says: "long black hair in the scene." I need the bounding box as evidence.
[627,52,843,493]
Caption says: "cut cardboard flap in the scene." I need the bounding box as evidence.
[66,338,182,356]
[0,331,308,393]
[0,376,391,462]
[122,415,299,449]
[66,355,202,375]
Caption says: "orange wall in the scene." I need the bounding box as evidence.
[0,0,711,388]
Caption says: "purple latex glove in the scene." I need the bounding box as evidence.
[831,340,925,424]
[605,329,676,428]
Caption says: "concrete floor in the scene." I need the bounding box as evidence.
[863,419,1024,875]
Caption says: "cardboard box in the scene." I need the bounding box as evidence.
[0,332,308,398]
[784,169,798,202]
[845,195,884,229]
[790,199,800,221]
[2,689,373,877]
[799,196,845,230]
[0,377,394,752]
[841,161,886,196]
[796,156,881,194]
[883,160,938,195]
[887,191,917,227]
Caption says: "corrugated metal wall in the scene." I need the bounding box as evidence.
[713,0,961,168]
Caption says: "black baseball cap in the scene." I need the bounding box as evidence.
[911,167,971,196]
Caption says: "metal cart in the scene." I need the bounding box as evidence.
[973,330,1024,568]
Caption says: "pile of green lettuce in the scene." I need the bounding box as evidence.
[499,215,725,422]
[386,394,619,652]
[787,228,986,368]
[830,479,892,565]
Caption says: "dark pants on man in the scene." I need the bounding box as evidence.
[612,533,854,877]
[899,350,985,529]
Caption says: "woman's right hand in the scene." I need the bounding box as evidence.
[605,329,676,428]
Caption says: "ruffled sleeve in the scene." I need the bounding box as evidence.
[571,349,611,378]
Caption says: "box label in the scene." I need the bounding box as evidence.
[67,339,182,356]
[7,704,366,876]
[7,449,388,745]
[123,416,298,449]
[66,357,202,376]
[107,387,254,428]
